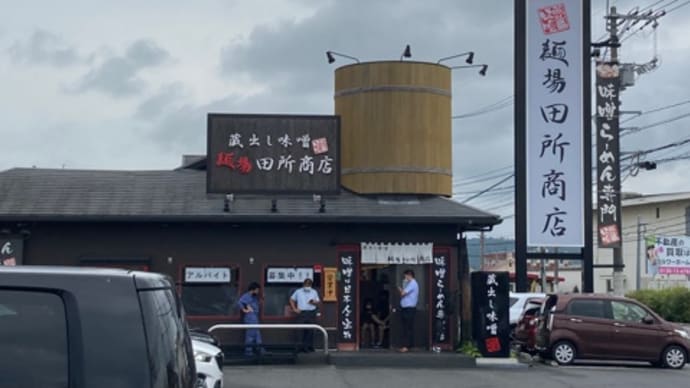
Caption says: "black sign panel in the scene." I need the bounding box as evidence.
[595,63,622,248]
[0,237,23,266]
[432,250,451,346]
[471,271,510,357]
[207,114,340,194]
[337,251,357,344]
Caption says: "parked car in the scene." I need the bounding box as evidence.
[0,266,197,387]
[512,297,544,354]
[536,293,690,369]
[193,338,224,388]
[509,292,546,327]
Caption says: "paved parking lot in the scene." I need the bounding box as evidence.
[224,363,689,388]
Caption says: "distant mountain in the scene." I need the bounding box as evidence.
[467,237,515,270]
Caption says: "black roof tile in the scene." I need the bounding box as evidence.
[0,168,501,227]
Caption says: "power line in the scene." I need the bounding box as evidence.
[463,173,514,203]
[452,95,514,120]
[621,111,690,137]
[453,165,512,182]
[620,98,690,124]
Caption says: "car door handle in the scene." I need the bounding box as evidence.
[613,322,626,327]
[569,318,582,323]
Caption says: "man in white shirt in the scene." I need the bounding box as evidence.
[397,269,419,353]
[289,278,320,352]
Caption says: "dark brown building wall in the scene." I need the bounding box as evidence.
[18,221,459,348]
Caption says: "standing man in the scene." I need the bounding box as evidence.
[397,269,418,353]
[237,282,263,356]
[289,278,320,352]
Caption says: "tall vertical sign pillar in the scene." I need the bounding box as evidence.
[515,0,593,292]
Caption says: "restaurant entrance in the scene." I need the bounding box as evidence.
[359,264,429,350]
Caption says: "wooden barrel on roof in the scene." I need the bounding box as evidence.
[334,61,452,196]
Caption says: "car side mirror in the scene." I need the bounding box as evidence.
[642,316,654,325]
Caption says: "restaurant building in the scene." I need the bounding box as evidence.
[0,60,501,351]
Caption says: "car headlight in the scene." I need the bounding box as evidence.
[674,329,690,340]
[194,349,213,363]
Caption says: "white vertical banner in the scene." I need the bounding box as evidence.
[526,0,585,247]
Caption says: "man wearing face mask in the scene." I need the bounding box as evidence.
[289,278,320,352]
[397,269,418,353]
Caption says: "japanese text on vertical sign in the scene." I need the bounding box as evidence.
[526,0,585,247]
[432,254,450,344]
[595,62,622,248]
[338,254,356,342]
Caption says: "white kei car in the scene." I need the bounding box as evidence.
[509,292,546,327]
[193,339,224,388]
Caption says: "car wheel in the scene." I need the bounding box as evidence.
[551,341,576,366]
[661,345,687,369]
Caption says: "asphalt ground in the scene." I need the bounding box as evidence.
[224,361,689,388]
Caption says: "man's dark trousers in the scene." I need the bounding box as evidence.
[298,310,317,351]
[401,307,416,348]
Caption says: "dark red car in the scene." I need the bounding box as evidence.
[512,297,544,354]
[536,293,690,369]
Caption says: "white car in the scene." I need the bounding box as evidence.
[509,292,546,327]
[193,339,224,388]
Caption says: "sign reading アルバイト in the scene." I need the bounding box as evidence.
[207,114,340,194]
[525,0,586,247]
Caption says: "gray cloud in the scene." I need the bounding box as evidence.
[70,39,170,97]
[135,83,187,120]
[8,29,80,67]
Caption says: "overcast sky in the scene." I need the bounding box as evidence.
[1,0,689,238]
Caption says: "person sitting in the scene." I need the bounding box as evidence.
[372,297,390,348]
[360,299,377,347]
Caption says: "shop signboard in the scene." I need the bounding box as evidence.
[184,267,231,283]
[522,0,587,247]
[207,114,340,194]
[431,250,451,348]
[646,235,690,276]
[471,271,510,357]
[360,242,433,264]
[0,237,22,266]
[266,267,314,284]
[595,62,622,248]
[323,267,337,302]
[337,251,358,345]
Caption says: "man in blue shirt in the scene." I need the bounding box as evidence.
[397,269,419,353]
[289,278,320,352]
[237,282,263,356]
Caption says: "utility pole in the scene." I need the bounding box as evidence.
[479,231,485,269]
[635,216,647,290]
[608,6,626,297]
[554,248,560,293]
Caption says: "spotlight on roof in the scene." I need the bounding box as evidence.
[437,51,475,65]
[450,64,488,76]
[325,50,360,64]
[400,44,412,61]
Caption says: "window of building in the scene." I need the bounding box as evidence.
[181,266,238,316]
[0,290,68,387]
[263,267,320,318]
[656,207,661,219]
[567,299,607,319]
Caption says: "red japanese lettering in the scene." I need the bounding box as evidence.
[485,337,501,353]
[237,156,253,175]
[216,152,236,169]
